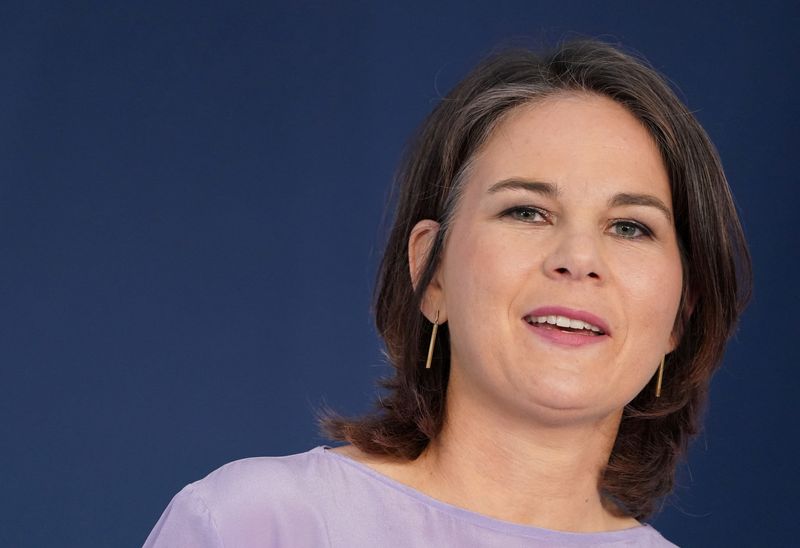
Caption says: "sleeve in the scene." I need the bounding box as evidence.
[142,484,224,548]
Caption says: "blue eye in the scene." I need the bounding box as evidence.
[504,206,548,223]
[611,220,651,239]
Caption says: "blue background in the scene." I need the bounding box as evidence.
[2,1,797,546]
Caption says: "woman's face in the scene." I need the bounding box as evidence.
[420,93,683,424]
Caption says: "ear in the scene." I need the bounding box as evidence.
[669,289,696,353]
[408,219,446,323]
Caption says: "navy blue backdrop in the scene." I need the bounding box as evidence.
[2,1,797,546]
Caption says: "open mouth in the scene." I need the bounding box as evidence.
[524,314,606,336]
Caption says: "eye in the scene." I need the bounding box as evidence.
[502,206,549,223]
[610,220,652,239]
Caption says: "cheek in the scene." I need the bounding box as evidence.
[443,228,531,309]
[618,250,683,346]
[441,228,531,348]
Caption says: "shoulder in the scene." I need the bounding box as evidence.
[192,446,327,502]
[188,445,335,526]
[639,523,680,547]
[144,446,334,547]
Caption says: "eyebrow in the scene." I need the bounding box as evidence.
[609,193,673,223]
[486,178,558,198]
[486,178,673,223]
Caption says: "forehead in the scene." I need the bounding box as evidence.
[464,93,670,201]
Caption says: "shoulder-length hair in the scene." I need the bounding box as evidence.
[319,38,752,521]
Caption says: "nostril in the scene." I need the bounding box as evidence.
[556,267,569,274]
[588,271,600,279]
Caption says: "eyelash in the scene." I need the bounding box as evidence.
[500,206,654,240]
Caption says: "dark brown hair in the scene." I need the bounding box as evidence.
[319,38,752,521]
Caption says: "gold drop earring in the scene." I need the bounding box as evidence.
[655,355,665,397]
[425,310,440,369]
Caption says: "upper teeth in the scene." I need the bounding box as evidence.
[526,315,603,333]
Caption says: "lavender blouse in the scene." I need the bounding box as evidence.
[143,445,678,547]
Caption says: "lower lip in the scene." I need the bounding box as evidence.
[524,320,609,347]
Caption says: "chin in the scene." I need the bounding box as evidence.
[522,384,620,423]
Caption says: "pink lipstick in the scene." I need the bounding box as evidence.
[523,306,611,348]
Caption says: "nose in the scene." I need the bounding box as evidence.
[542,229,605,282]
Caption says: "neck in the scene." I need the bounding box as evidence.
[409,370,635,532]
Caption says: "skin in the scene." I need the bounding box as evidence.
[333,92,684,533]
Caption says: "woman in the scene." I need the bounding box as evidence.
[144,39,750,547]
